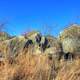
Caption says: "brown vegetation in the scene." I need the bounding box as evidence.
[0,24,80,80]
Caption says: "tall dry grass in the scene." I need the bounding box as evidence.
[0,50,58,80]
[0,48,80,80]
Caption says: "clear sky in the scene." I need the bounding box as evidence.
[0,0,80,36]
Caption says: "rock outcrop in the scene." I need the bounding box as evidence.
[58,24,80,59]
[0,24,80,80]
[44,35,62,60]
[0,32,11,41]
[59,24,80,42]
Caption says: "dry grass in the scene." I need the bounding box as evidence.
[0,51,57,80]
[56,59,80,80]
[0,51,80,80]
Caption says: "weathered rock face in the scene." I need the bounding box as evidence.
[0,36,26,59]
[8,36,26,57]
[46,36,62,50]
[46,36,58,47]
[0,24,80,80]
[62,37,80,54]
[0,31,63,61]
[59,24,80,42]
[24,31,42,43]
[58,24,80,59]
[0,32,11,41]
[39,36,48,52]
[1,25,80,60]
[23,31,62,56]
[45,36,62,60]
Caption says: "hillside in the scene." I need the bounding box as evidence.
[0,24,80,80]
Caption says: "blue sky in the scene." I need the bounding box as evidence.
[0,0,80,36]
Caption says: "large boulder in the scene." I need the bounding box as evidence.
[0,36,26,59]
[44,35,62,60]
[23,31,49,54]
[8,36,26,57]
[58,24,80,59]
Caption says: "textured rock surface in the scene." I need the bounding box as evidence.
[24,31,42,43]
[59,24,80,42]
[0,25,80,80]
[0,32,11,41]
[58,24,80,59]
[62,37,80,54]
[45,36,62,60]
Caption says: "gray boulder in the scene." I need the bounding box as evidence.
[58,24,80,59]
[58,24,80,42]
[62,37,80,54]
[44,36,62,60]
[0,36,26,58]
